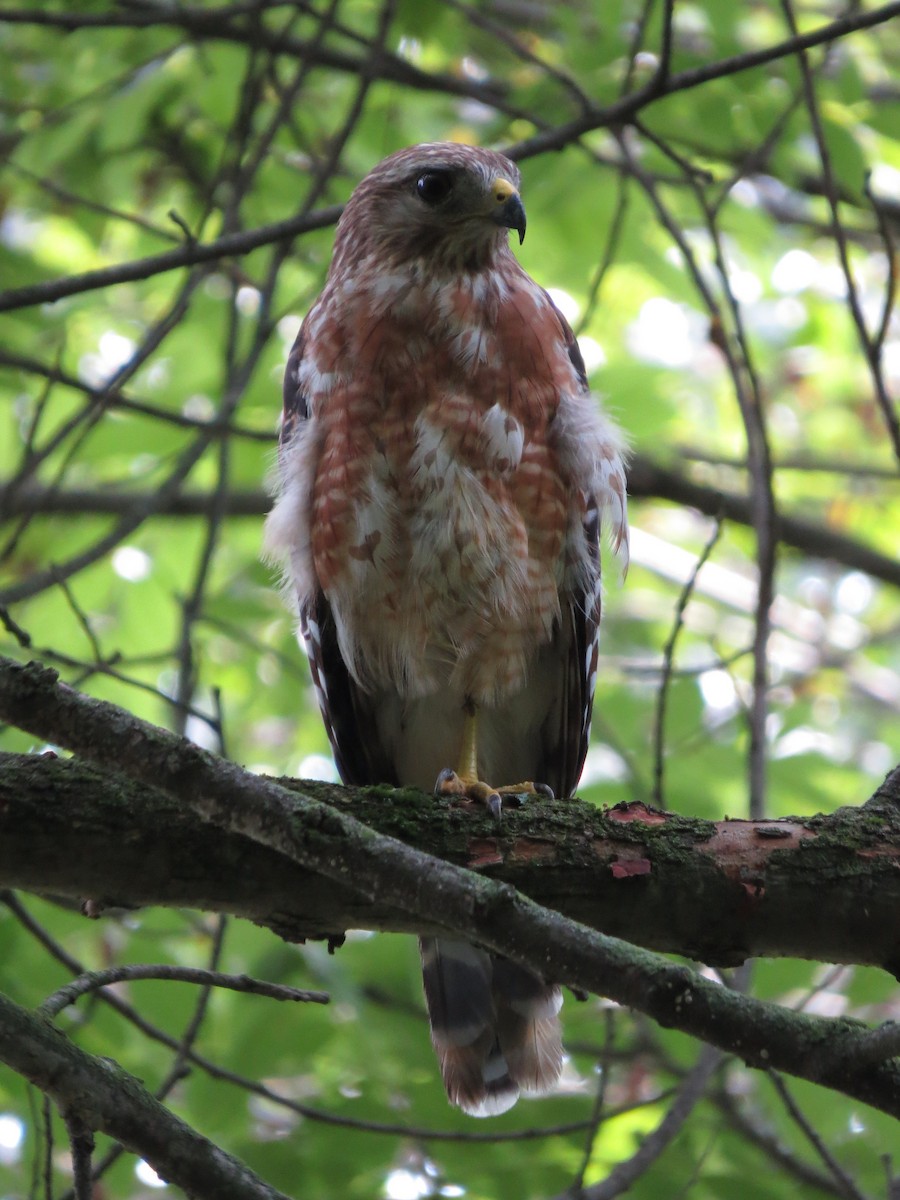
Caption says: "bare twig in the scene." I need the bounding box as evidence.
[569,1010,616,1197]
[0,351,275,441]
[778,0,900,464]
[614,128,777,818]
[40,964,328,1018]
[713,1086,850,1197]
[652,517,723,807]
[0,205,342,313]
[4,890,637,1146]
[505,1,900,159]
[442,0,592,114]
[767,1073,870,1200]
[559,1046,722,1200]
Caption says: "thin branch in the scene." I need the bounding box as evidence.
[576,173,631,334]
[0,4,521,116]
[442,0,592,114]
[3,2,898,318]
[569,1010,616,1197]
[866,177,898,355]
[6,159,180,242]
[767,1073,870,1200]
[0,351,275,442]
[0,431,213,606]
[713,1086,850,1198]
[2,266,204,541]
[653,0,676,92]
[626,456,900,589]
[675,447,900,481]
[505,1,900,159]
[40,965,328,1018]
[615,127,777,818]
[692,183,777,823]
[4,892,620,1146]
[778,0,900,465]
[652,517,723,807]
[562,1046,722,1200]
[2,266,209,570]
[0,205,342,313]
[620,0,659,96]
[3,452,898,587]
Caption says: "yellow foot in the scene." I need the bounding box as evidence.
[434,769,554,821]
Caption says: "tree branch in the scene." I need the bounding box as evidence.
[2,747,900,969]
[0,205,342,314]
[2,1,897,314]
[39,965,328,1018]
[3,656,900,1120]
[0,4,515,113]
[504,0,900,158]
[0,989,293,1200]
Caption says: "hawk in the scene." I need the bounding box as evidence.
[265,142,628,1116]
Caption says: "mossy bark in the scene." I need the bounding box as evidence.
[3,750,900,969]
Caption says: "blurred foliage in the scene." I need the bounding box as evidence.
[1,0,899,1197]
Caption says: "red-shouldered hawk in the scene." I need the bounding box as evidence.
[265,143,628,1117]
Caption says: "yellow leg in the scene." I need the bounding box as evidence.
[456,704,480,782]
[433,702,554,819]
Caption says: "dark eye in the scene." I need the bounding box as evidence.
[416,172,453,205]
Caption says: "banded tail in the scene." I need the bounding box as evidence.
[419,937,563,1117]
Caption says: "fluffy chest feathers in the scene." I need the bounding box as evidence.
[268,261,624,701]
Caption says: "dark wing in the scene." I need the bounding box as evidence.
[282,325,398,789]
[300,591,399,786]
[281,327,310,445]
[535,296,602,800]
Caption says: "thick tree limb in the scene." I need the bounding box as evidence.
[2,748,900,970]
[3,655,900,1121]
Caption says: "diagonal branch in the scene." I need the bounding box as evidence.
[3,656,900,1120]
[0,989,293,1200]
[505,0,900,158]
[0,205,342,314]
[566,1045,722,1200]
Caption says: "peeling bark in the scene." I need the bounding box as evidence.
[2,749,900,969]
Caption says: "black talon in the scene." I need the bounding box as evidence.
[487,793,503,822]
[434,767,457,795]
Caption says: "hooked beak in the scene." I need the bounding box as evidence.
[490,177,526,244]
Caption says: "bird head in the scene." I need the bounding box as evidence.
[333,142,526,274]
